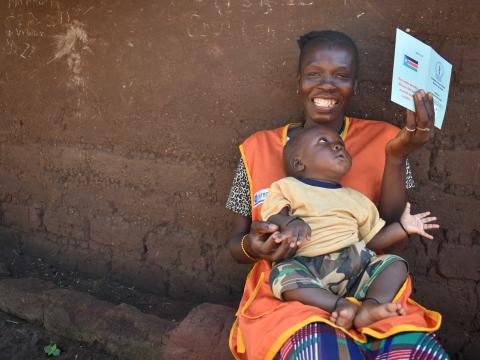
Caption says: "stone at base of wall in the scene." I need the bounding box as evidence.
[164,302,236,359]
[0,278,236,360]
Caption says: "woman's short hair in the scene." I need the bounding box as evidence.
[297,30,359,75]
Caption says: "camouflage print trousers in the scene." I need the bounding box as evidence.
[269,241,407,300]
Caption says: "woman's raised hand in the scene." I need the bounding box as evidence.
[386,89,435,159]
[247,220,305,262]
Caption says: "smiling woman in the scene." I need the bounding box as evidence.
[297,32,358,129]
[226,31,446,360]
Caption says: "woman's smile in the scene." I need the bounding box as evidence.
[312,96,340,111]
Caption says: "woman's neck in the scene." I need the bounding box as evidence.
[303,115,345,133]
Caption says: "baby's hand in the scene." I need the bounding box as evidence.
[275,218,311,249]
[400,202,439,239]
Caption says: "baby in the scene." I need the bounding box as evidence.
[262,125,439,330]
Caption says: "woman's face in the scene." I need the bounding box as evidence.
[298,43,358,127]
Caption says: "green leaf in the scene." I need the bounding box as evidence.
[43,343,61,357]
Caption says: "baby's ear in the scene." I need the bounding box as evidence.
[291,157,305,172]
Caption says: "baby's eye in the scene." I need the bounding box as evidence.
[318,138,328,143]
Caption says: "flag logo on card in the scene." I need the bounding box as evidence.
[403,55,419,72]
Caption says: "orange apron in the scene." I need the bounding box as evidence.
[229,117,441,360]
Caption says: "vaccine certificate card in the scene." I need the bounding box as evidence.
[391,28,452,128]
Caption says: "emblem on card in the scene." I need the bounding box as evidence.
[435,61,444,81]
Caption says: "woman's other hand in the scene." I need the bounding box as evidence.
[230,215,298,263]
[246,220,300,262]
[386,89,435,159]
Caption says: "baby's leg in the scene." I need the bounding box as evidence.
[270,256,359,329]
[354,260,408,329]
[283,288,359,330]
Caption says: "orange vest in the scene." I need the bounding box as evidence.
[229,117,441,360]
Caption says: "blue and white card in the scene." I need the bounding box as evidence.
[391,28,452,128]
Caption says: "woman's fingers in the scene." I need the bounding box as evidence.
[414,91,430,129]
[405,90,434,133]
[405,109,416,130]
[414,90,428,125]
[250,221,279,235]
[259,222,311,261]
[271,237,294,260]
[272,231,287,244]
[414,90,435,135]
[424,92,435,126]
[256,231,292,261]
[390,89,435,158]
[258,232,281,255]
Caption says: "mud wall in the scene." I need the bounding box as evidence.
[0,0,479,355]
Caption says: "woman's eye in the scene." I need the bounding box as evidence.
[337,73,351,79]
[318,138,328,143]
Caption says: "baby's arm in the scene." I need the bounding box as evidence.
[266,207,311,248]
[367,202,439,251]
[267,206,297,229]
[261,181,312,249]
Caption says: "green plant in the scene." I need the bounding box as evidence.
[44,343,61,357]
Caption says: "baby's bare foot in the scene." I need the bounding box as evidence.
[329,298,359,330]
[354,301,404,329]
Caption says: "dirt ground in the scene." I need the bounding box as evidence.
[0,311,116,360]
[0,247,204,359]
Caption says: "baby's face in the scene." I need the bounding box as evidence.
[299,126,352,181]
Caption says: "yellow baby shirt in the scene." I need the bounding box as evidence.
[261,177,386,257]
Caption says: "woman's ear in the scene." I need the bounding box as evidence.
[296,73,301,94]
[353,80,359,95]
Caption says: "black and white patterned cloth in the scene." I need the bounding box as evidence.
[226,158,415,217]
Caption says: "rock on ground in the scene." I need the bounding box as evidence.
[0,277,236,360]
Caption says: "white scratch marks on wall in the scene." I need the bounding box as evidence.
[48,20,91,89]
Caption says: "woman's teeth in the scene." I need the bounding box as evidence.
[313,98,338,108]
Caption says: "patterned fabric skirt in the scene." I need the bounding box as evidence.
[275,323,449,360]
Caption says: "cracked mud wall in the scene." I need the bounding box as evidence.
[0,0,479,355]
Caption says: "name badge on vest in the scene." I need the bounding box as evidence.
[253,188,269,208]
